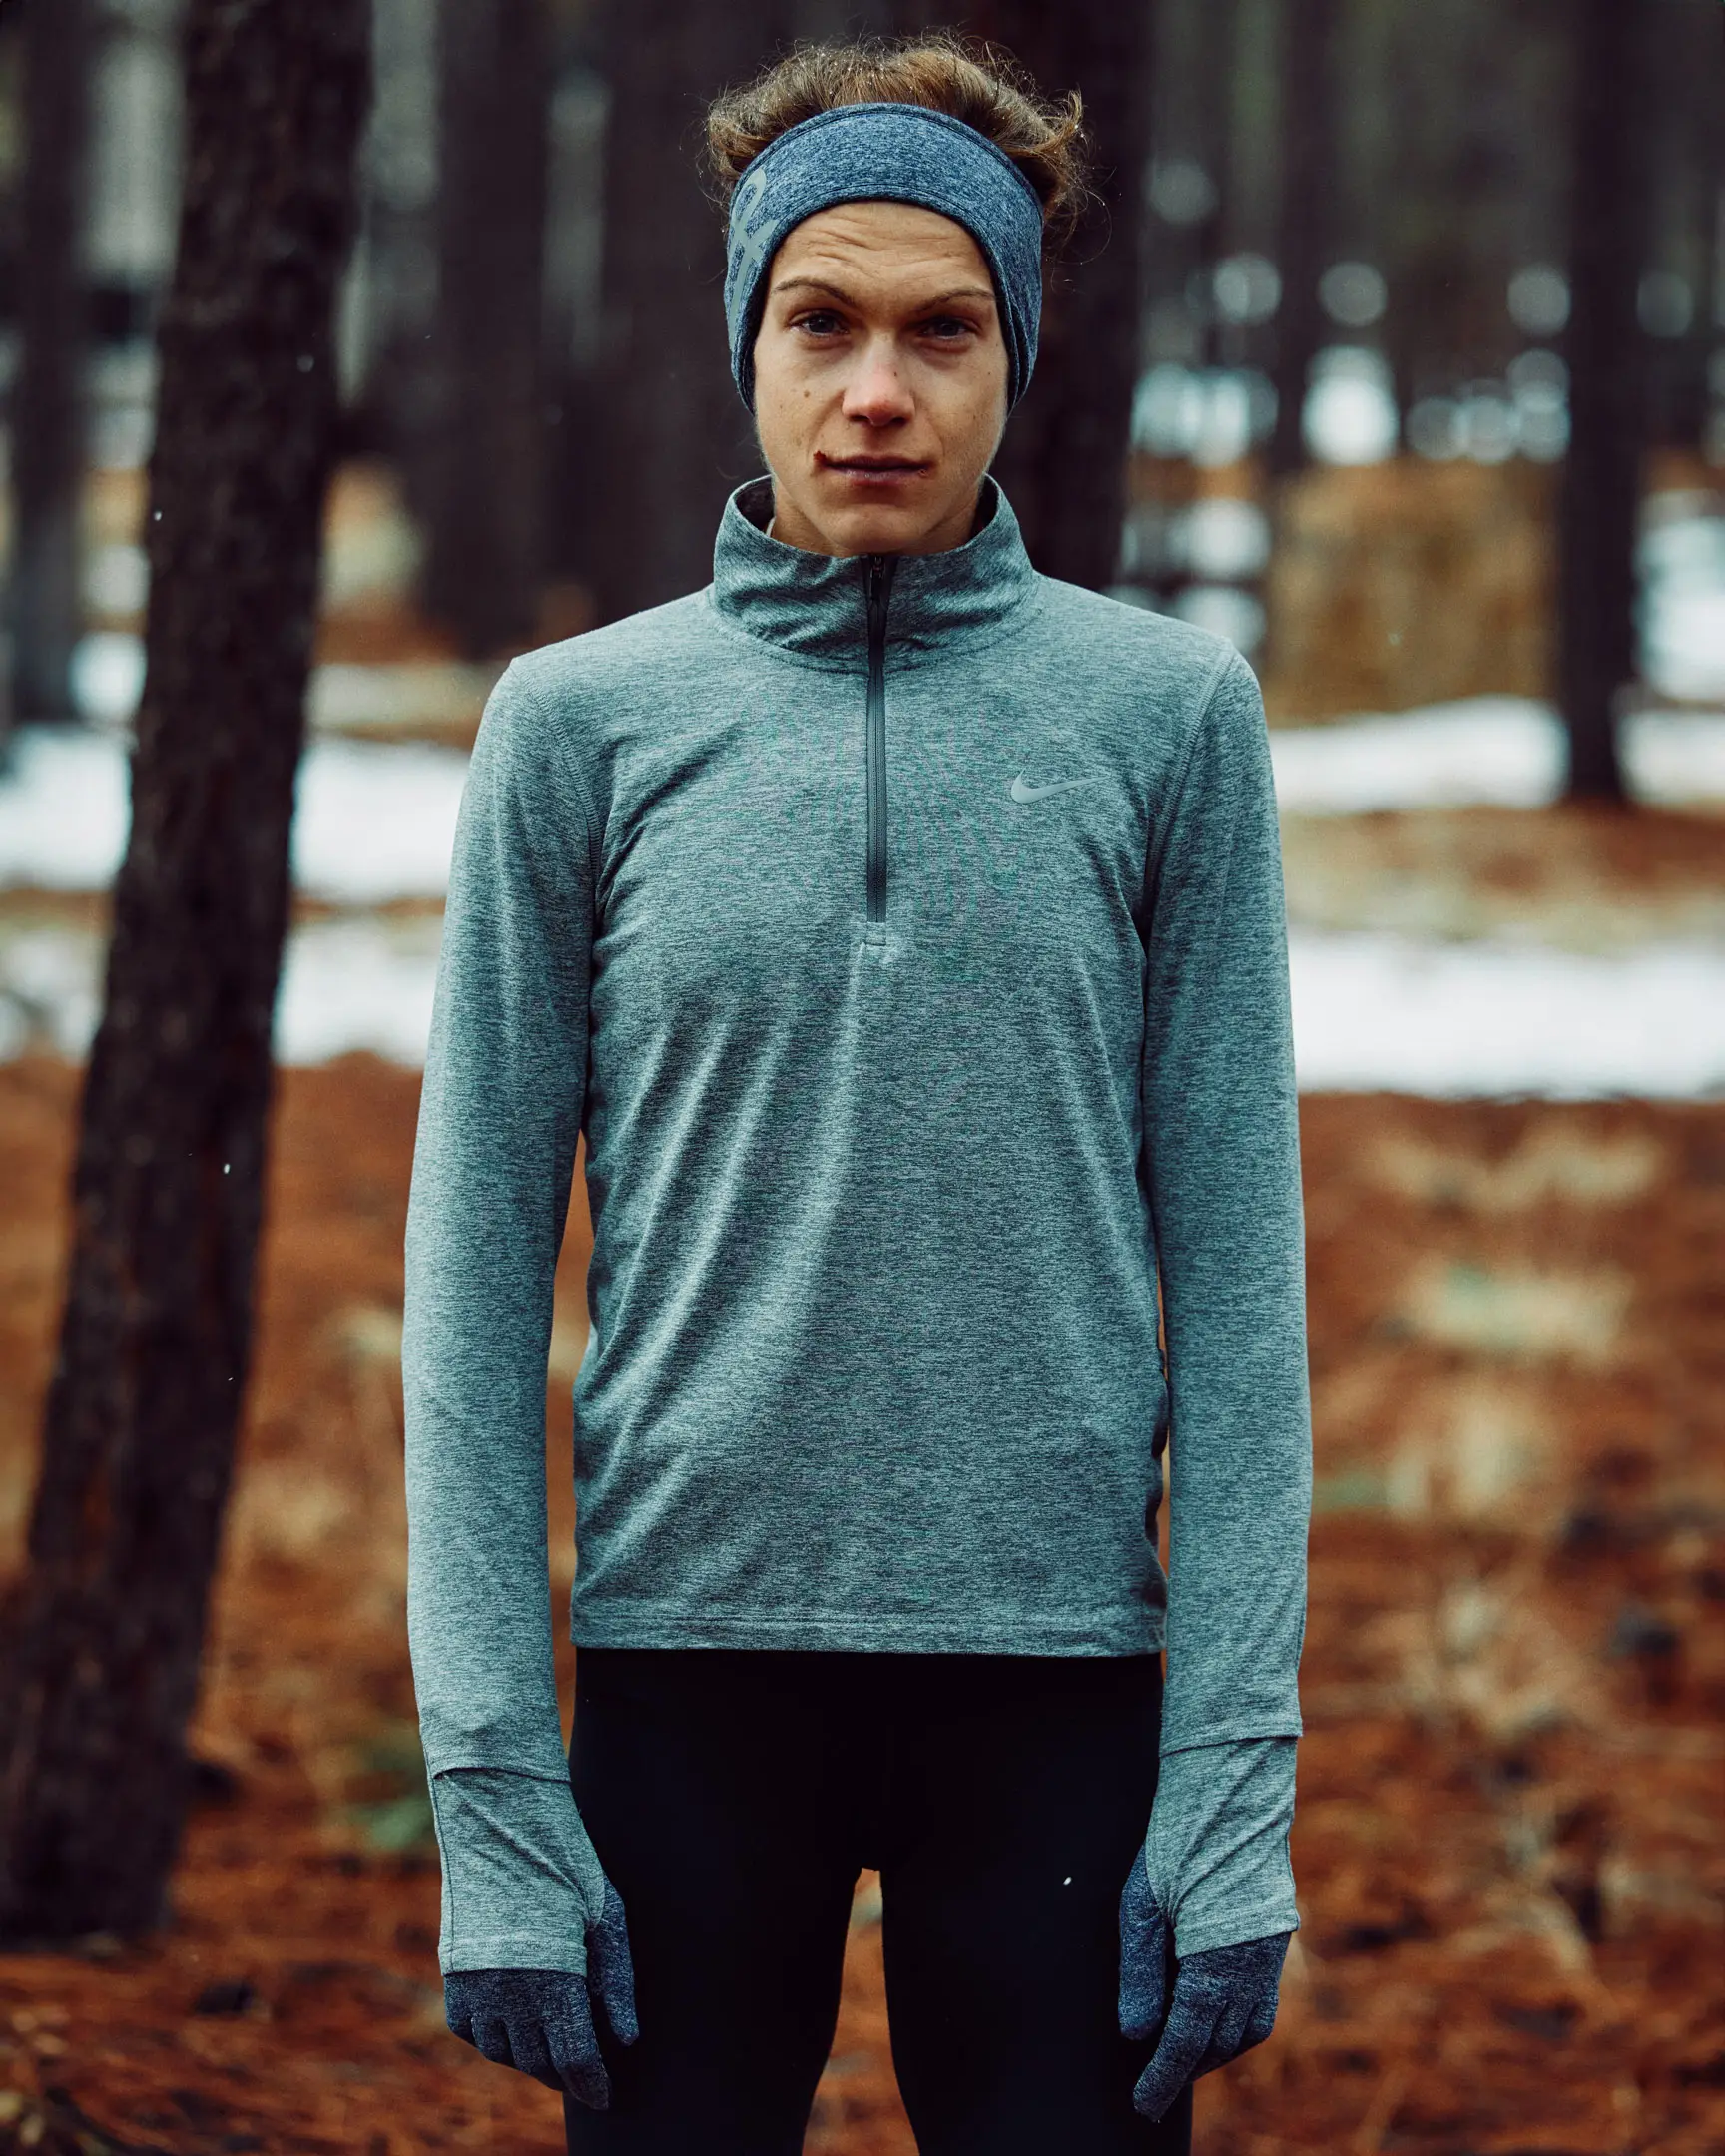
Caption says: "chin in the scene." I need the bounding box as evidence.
[817,494,942,557]
[834,511,919,553]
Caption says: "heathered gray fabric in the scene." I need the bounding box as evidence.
[1143,1736,1299,1957]
[427,1768,607,1975]
[722,102,1045,410]
[402,474,1312,1972]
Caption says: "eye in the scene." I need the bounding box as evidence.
[921,315,978,342]
[792,308,847,337]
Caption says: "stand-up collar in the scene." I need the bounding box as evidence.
[709,473,1041,667]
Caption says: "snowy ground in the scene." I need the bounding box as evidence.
[1288,930,1725,1097]
[1,703,1722,1093]
[1268,698,1725,813]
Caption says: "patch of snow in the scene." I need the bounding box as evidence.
[1303,347,1399,466]
[69,632,147,728]
[1169,583,1266,656]
[1271,698,1564,811]
[84,542,150,616]
[1623,710,1725,807]
[1641,586,1725,703]
[290,738,467,903]
[69,638,498,736]
[1289,930,1725,1098]
[0,727,466,903]
[1176,497,1272,580]
[0,915,441,1069]
[275,917,442,1066]
[0,728,133,888]
[308,660,498,734]
[1638,502,1725,702]
[0,926,104,1058]
[1271,699,1725,813]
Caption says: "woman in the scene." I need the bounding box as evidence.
[403,34,1311,2156]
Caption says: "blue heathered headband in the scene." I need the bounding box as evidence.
[723,101,1045,412]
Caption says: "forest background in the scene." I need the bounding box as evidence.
[0,1,1721,2152]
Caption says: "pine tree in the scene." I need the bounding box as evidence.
[7,0,95,731]
[1557,0,1652,802]
[974,0,1158,588]
[420,0,553,657]
[0,0,371,1942]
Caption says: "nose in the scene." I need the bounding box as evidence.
[841,334,914,427]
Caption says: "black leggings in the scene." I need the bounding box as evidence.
[563,1647,1194,2156]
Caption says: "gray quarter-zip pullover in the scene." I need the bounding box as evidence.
[403,475,1311,1976]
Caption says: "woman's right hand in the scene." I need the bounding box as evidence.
[444,1878,638,2108]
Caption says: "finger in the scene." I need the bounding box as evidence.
[506,2013,568,2096]
[1117,1857,1172,2042]
[546,1979,612,2111]
[444,1991,476,2046]
[588,1881,640,2047]
[1131,1975,1223,2124]
[1194,1986,1256,2077]
[472,2014,517,2072]
[1239,1991,1281,2056]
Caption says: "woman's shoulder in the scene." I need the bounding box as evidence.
[502,589,722,717]
[1031,571,1238,667]
[1026,572,1260,730]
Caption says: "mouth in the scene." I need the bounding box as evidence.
[819,453,930,483]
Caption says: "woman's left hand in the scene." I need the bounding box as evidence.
[1117,1856,1290,2122]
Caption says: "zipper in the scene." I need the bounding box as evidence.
[863,553,897,925]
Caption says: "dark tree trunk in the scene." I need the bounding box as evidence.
[0,0,369,1944]
[420,0,552,658]
[590,0,784,623]
[967,0,1157,588]
[7,0,95,731]
[1268,0,1338,478]
[1556,0,1650,805]
[1186,0,1235,373]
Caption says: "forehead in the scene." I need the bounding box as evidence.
[768,200,993,295]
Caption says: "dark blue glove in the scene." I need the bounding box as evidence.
[1118,1856,1289,2122]
[444,1879,638,2108]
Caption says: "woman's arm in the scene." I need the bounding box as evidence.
[402,658,609,1973]
[1137,643,1312,1958]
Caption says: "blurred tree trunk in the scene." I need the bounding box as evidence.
[961,0,1157,588]
[7,0,95,732]
[421,0,551,657]
[1557,0,1650,804]
[1267,0,1337,477]
[0,0,369,1944]
[590,0,781,622]
[1186,0,1235,375]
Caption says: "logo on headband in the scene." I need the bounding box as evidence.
[726,169,775,317]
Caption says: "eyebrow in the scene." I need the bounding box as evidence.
[769,276,997,311]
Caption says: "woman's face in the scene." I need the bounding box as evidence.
[751,200,1011,559]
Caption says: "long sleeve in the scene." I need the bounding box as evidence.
[1138,645,1312,1958]
[402,659,605,1973]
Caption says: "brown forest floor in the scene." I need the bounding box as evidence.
[0,1059,1721,2155]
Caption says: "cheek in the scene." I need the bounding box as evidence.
[755,347,819,427]
[940,365,1008,466]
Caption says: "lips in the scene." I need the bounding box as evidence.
[821,455,928,475]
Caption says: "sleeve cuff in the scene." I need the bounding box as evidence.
[427,1766,608,1977]
[1146,1734,1300,1960]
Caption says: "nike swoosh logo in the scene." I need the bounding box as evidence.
[1010,771,1098,804]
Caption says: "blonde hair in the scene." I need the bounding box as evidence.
[705,32,1090,256]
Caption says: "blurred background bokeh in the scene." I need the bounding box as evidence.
[0,2,1721,2152]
